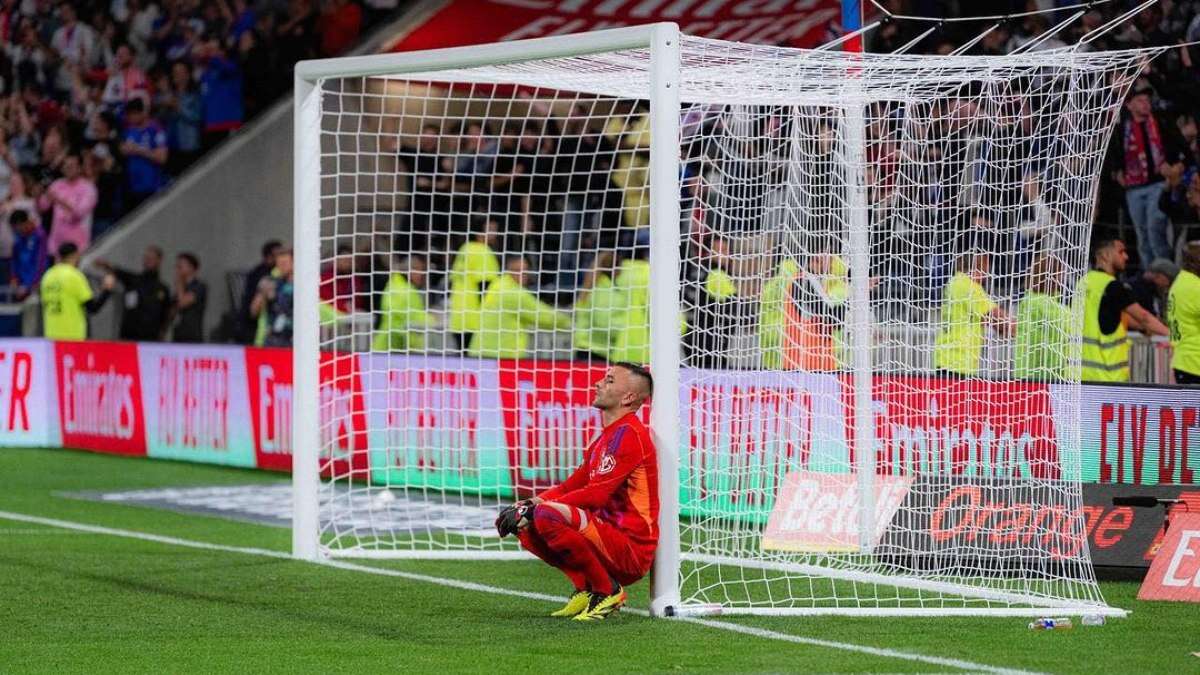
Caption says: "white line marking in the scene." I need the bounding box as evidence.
[0,528,94,535]
[0,509,1038,675]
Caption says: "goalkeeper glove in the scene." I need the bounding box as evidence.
[495,500,535,538]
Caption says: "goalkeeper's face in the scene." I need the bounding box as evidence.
[592,367,638,411]
[592,366,647,412]
[592,370,620,410]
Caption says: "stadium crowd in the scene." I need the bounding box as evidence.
[16,1,1200,386]
[0,0,387,302]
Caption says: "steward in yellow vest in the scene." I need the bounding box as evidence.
[1168,242,1200,384]
[573,252,623,361]
[1076,239,1169,382]
[1014,255,1072,382]
[934,251,1012,376]
[468,255,570,360]
[373,256,433,352]
[448,219,502,350]
[41,243,115,340]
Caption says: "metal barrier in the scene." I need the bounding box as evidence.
[1127,333,1175,385]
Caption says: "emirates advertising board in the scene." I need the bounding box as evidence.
[3,342,1196,489]
[7,340,1200,569]
[53,340,146,456]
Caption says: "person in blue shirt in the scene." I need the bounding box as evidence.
[164,61,202,174]
[8,210,47,301]
[120,98,169,209]
[198,39,244,150]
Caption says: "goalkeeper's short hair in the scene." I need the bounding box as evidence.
[613,361,653,399]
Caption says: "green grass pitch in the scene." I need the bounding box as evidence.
[1,447,1198,674]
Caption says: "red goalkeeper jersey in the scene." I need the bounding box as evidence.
[537,411,659,563]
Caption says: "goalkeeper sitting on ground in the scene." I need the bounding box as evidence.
[496,362,658,622]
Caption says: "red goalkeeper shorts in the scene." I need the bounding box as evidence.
[527,504,651,586]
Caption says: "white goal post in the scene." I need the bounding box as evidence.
[293,22,1160,618]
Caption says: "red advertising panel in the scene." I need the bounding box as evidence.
[244,347,368,477]
[245,347,293,472]
[390,0,841,53]
[851,376,1061,480]
[1138,512,1200,602]
[497,360,611,496]
[54,340,146,456]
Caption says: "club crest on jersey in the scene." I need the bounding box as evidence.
[597,454,617,475]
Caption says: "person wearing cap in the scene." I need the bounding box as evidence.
[1109,82,1183,270]
[1133,257,1180,320]
[1167,242,1200,385]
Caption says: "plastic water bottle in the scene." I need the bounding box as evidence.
[1028,617,1074,630]
[1081,615,1106,627]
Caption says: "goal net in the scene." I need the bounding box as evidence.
[294,25,1159,616]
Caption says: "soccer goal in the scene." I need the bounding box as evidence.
[293,23,1160,617]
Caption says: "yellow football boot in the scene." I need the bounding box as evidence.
[550,590,591,618]
[572,586,626,622]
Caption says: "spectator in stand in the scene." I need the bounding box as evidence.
[5,94,41,169]
[83,113,123,235]
[319,242,363,313]
[40,153,98,253]
[275,0,319,67]
[318,0,363,57]
[9,209,47,301]
[239,239,282,342]
[1111,84,1182,270]
[40,242,114,340]
[234,15,276,118]
[7,19,49,93]
[468,254,570,360]
[125,0,161,70]
[0,169,39,275]
[33,122,67,184]
[196,37,244,150]
[95,246,171,341]
[101,42,149,114]
[372,254,432,352]
[1079,239,1170,383]
[161,60,202,173]
[398,122,443,236]
[1169,242,1200,385]
[934,250,1013,377]
[251,247,294,347]
[119,97,168,209]
[170,251,206,342]
[50,4,97,95]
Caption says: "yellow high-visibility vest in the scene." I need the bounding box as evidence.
[1077,269,1130,382]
